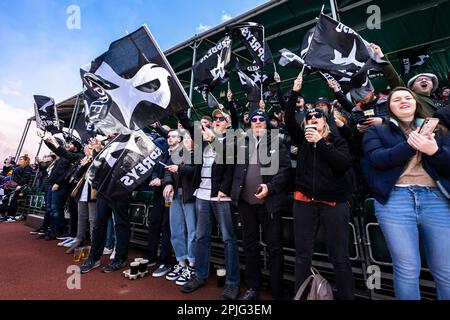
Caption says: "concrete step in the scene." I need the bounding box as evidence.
[25,214,44,230]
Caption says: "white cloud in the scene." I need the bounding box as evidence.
[0,99,49,160]
[196,24,211,33]
[221,11,232,22]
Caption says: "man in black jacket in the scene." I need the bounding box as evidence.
[231,109,290,300]
[39,133,83,240]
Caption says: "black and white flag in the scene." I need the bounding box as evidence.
[230,22,265,69]
[193,35,232,89]
[80,26,191,135]
[278,48,305,69]
[33,95,60,134]
[237,70,261,103]
[74,105,97,145]
[236,59,270,91]
[194,85,219,109]
[86,130,163,200]
[300,14,387,90]
[398,46,429,75]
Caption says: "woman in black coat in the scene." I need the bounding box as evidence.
[285,73,355,300]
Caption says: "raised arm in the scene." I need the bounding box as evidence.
[284,73,305,146]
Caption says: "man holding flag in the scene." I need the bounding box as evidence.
[79,25,191,274]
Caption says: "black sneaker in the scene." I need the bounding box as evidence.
[240,288,260,300]
[166,264,184,281]
[80,259,101,273]
[152,264,172,277]
[220,284,240,300]
[181,276,206,293]
[102,260,126,273]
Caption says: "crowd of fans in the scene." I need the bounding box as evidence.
[1,43,450,301]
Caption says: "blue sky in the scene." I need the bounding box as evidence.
[0,0,267,157]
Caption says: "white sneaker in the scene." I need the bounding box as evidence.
[63,239,78,248]
[57,237,74,247]
[109,248,116,260]
[103,247,113,255]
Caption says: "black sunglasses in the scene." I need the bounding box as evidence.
[305,113,323,121]
[251,117,266,123]
[213,116,226,121]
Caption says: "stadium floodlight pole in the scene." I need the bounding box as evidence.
[188,39,200,119]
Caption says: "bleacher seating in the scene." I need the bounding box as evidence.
[16,189,438,299]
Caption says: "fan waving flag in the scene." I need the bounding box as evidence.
[193,35,232,89]
[86,130,163,201]
[33,95,61,134]
[300,14,387,90]
[80,26,191,135]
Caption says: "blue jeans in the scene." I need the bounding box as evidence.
[105,215,116,249]
[170,189,196,263]
[375,186,450,300]
[47,184,70,234]
[194,198,240,285]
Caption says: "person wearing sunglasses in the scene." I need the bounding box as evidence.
[174,108,240,300]
[231,109,290,300]
[285,73,355,300]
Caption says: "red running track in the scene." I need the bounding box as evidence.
[0,221,230,300]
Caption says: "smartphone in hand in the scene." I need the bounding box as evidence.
[419,118,440,136]
[255,185,263,195]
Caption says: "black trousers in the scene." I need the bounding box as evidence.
[293,201,355,300]
[146,190,172,265]
[90,193,132,263]
[238,201,284,299]
[7,191,19,217]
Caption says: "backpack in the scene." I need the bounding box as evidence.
[293,267,334,300]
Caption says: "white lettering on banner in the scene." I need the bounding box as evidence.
[40,119,59,128]
[403,58,411,74]
[335,23,357,35]
[199,39,231,64]
[239,27,264,63]
[120,147,162,187]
